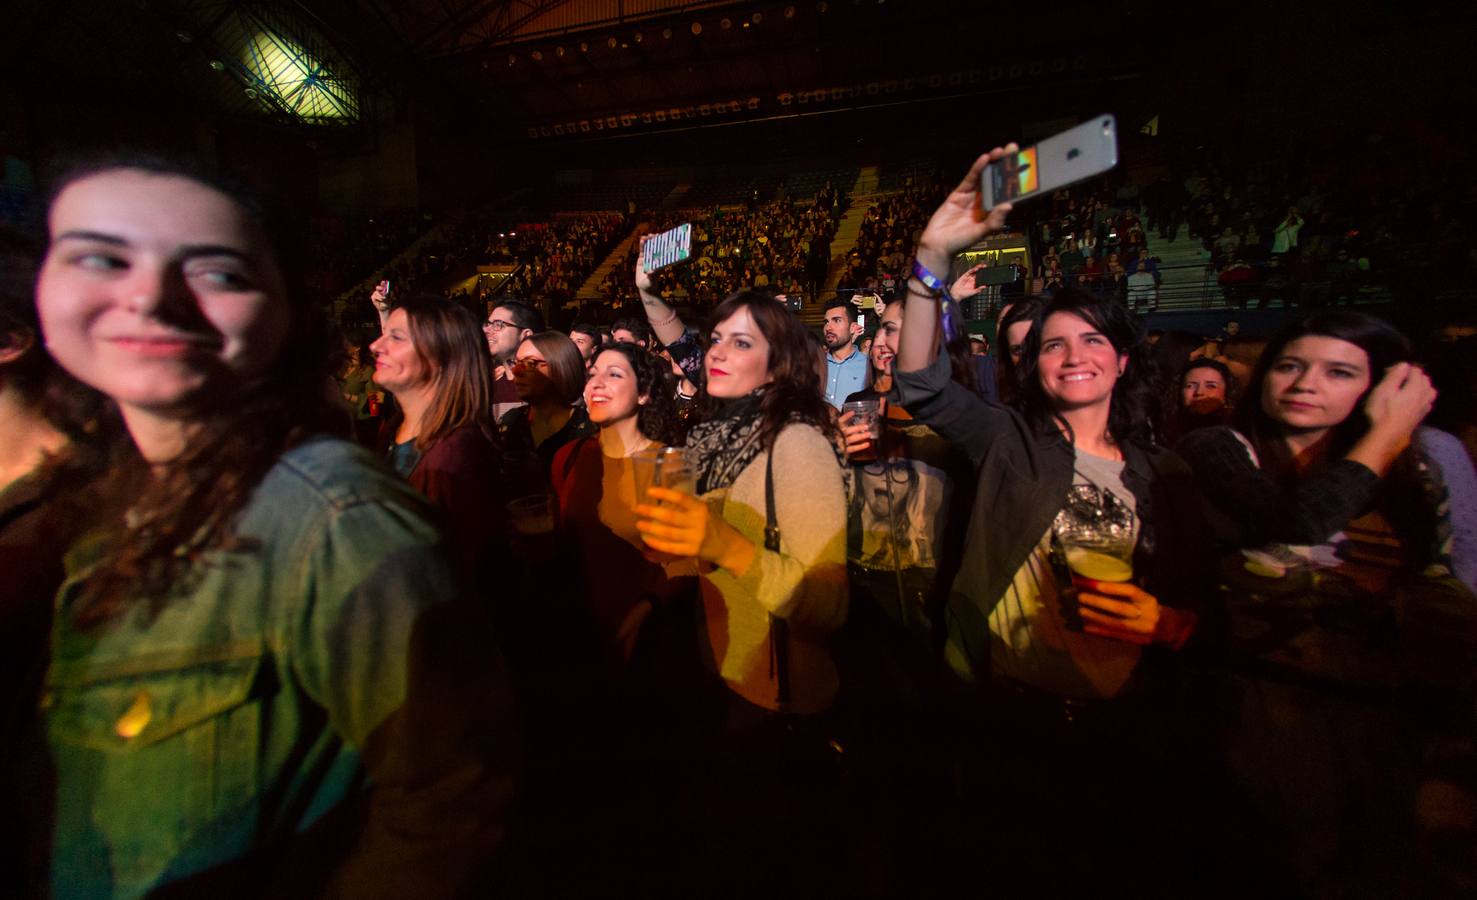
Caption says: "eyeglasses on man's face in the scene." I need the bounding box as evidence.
[484,318,518,332]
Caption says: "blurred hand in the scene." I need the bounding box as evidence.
[951,262,989,299]
[634,235,654,293]
[370,282,389,311]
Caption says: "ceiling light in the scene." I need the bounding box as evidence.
[720,17,731,29]
[633,32,643,43]
[531,49,542,60]
[752,13,763,23]
[662,28,672,39]
[607,36,618,48]
[691,22,702,35]
[209,59,225,71]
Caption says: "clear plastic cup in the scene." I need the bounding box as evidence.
[505,495,556,537]
[841,398,883,462]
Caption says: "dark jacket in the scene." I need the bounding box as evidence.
[1175,425,1385,548]
[499,405,596,469]
[406,425,505,582]
[892,349,1216,687]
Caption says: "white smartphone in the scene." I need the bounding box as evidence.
[980,114,1119,208]
[856,314,866,328]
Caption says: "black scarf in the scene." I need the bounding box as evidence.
[686,391,767,495]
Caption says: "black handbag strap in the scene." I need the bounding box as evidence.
[765,449,791,709]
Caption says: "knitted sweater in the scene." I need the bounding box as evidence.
[698,423,848,714]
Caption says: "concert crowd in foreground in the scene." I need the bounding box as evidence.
[1,145,1474,899]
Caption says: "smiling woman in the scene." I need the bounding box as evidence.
[889,154,1228,892]
[33,155,518,898]
[369,294,503,581]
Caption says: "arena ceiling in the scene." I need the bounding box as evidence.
[4,0,1153,139]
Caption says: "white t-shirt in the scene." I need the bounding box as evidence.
[979,451,1144,699]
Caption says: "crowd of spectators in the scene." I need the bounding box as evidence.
[5,148,1477,899]
[305,208,435,295]
[835,177,943,296]
[1009,185,1161,307]
[600,187,842,316]
[340,211,625,330]
[1142,136,1477,310]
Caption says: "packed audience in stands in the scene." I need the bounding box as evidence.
[600,186,843,314]
[5,144,1474,899]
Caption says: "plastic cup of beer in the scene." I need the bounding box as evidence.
[505,495,556,537]
[1061,534,1134,588]
[630,448,663,504]
[654,446,695,500]
[841,398,883,462]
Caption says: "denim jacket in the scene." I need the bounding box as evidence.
[45,437,518,899]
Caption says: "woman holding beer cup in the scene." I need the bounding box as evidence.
[890,149,1236,893]
[631,290,849,893]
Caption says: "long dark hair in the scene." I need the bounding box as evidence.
[997,295,1045,407]
[1236,311,1413,478]
[697,290,836,449]
[42,153,344,627]
[1015,286,1155,446]
[593,343,679,444]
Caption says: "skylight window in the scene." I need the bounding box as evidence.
[241,31,359,124]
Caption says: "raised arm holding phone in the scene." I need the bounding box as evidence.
[886,141,1248,895]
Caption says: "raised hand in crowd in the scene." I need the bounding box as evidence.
[370,278,391,331]
[950,261,988,299]
[899,146,1016,373]
[635,233,687,346]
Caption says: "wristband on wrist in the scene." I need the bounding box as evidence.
[650,308,679,328]
[911,259,947,292]
[906,279,942,299]
[912,262,962,343]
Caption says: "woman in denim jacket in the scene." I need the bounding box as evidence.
[33,157,519,899]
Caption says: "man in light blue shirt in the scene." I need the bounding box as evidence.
[822,297,868,409]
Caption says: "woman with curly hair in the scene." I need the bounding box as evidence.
[550,341,694,664]
[33,156,518,898]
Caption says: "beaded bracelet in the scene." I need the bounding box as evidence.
[649,308,679,328]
